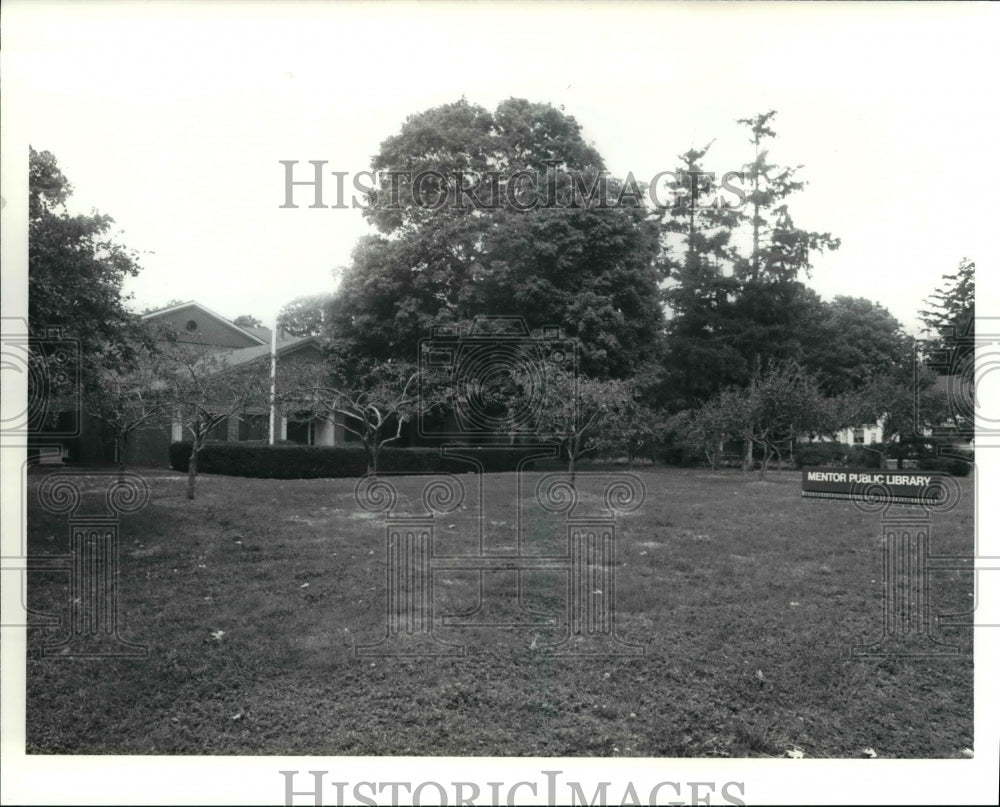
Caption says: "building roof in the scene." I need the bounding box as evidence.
[141,300,268,346]
[217,335,324,368]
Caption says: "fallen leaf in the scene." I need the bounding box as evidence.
[786,747,805,759]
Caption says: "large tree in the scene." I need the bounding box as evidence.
[807,296,910,396]
[734,110,840,284]
[919,257,975,371]
[29,148,149,387]
[277,293,334,338]
[656,144,744,408]
[839,365,951,468]
[657,113,846,412]
[328,98,666,379]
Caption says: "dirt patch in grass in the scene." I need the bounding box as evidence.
[24,467,974,757]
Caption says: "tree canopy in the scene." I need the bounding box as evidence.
[327,98,665,379]
[29,147,149,384]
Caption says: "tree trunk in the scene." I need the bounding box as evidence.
[187,447,199,500]
[117,434,127,479]
[742,439,753,474]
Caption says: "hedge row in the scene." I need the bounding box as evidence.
[168,442,543,478]
[794,442,883,469]
[916,457,974,477]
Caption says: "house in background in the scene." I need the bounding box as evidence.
[39,301,354,467]
[139,301,356,463]
[833,421,884,448]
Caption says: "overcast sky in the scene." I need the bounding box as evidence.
[5,1,997,336]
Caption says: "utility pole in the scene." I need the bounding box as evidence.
[269,317,277,445]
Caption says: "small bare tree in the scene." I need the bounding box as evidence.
[282,360,437,476]
[84,347,170,473]
[159,337,270,499]
[528,365,634,484]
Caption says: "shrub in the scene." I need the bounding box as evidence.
[916,457,973,477]
[170,442,368,478]
[167,442,536,478]
[794,442,848,468]
[435,445,541,473]
[846,445,883,469]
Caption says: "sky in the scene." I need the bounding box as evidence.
[3,3,1000,806]
[4,1,997,337]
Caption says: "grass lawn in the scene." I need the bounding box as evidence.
[25,465,974,757]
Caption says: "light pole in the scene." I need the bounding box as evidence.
[269,315,278,445]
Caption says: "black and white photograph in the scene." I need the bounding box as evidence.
[2,1,998,805]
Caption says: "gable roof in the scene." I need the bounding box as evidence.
[217,335,325,369]
[142,301,268,346]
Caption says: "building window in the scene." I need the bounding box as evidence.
[207,416,228,441]
[239,413,268,441]
[853,428,865,445]
[185,319,198,331]
[286,412,314,445]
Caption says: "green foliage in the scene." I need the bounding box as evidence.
[793,442,849,468]
[232,314,263,329]
[166,442,533,477]
[277,293,333,338]
[846,445,883,469]
[808,296,909,395]
[327,98,665,379]
[735,110,840,283]
[29,147,150,386]
[916,456,973,477]
[657,112,854,411]
[920,258,974,344]
[920,258,975,412]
